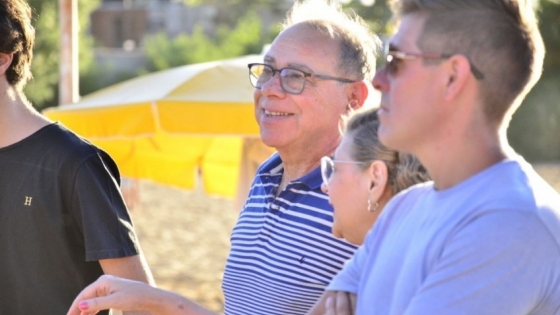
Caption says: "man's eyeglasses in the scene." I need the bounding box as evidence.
[384,51,484,80]
[248,63,357,95]
[320,156,365,185]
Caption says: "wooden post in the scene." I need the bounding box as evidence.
[59,0,79,105]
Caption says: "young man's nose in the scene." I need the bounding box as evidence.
[372,68,389,92]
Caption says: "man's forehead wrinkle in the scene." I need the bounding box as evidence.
[264,55,275,63]
[263,54,317,72]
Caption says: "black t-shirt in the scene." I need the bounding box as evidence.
[0,123,140,314]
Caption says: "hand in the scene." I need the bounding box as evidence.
[324,291,357,315]
[66,275,156,315]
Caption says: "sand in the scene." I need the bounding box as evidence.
[130,162,560,314]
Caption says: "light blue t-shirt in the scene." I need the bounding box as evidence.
[328,158,560,315]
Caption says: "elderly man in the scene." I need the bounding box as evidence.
[66,0,380,315]
[221,0,379,313]
[311,0,560,315]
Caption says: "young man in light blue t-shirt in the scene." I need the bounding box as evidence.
[308,0,560,315]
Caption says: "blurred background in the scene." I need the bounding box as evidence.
[28,0,560,162]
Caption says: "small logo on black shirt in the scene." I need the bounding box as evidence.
[24,196,32,206]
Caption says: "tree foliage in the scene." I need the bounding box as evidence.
[508,0,560,161]
[176,0,289,37]
[143,10,268,71]
[26,0,100,110]
[538,0,560,69]
[341,0,393,36]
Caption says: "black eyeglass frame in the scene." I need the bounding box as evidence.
[248,63,358,94]
[384,51,484,80]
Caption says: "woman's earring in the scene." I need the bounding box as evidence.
[367,198,379,212]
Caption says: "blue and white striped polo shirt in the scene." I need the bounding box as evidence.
[222,153,358,315]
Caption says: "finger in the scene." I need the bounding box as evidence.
[67,276,113,315]
[335,291,352,315]
[324,296,335,315]
[349,293,357,314]
[78,295,121,314]
[67,280,105,315]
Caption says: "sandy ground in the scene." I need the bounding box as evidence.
[130,162,560,314]
[131,184,238,313]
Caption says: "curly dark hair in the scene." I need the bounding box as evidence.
[0,0,35,90]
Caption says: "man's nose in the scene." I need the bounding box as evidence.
[372,68,389,92]
[260,72,284,94]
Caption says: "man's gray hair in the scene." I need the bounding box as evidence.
[282,0,381,82]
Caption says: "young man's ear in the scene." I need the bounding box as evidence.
[443,54,472,101]
[0,53,13,76]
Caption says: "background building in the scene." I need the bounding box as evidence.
[89,0,288,79]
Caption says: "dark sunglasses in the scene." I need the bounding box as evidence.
[384,51,484,80]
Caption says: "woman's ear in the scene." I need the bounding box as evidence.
[368,160,388,203]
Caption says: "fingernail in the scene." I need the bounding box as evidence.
[79,301,89,310]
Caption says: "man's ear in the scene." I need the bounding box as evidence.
[347,80,370,111]
[0,52,13,76]
[368,160,389,203]
[443,54,472,101]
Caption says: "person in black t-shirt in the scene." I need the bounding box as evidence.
[0,1,154,314]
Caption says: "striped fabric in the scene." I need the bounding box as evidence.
[222,153,358,315]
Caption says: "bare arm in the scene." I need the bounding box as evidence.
[99,254,155,285]
[67,275,218,315]
[307,291,356,315]
[99,254,155,315]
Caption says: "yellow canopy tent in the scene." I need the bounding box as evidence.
[43,54,270,198]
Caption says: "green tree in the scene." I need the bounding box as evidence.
[508,0,560,161]
[25,0,100,110]
[143,10,267,71]
[179,0,289,23]
[538,0,560,69]
[341,0,393,36]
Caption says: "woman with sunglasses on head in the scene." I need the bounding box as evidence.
[320,108,430,245]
